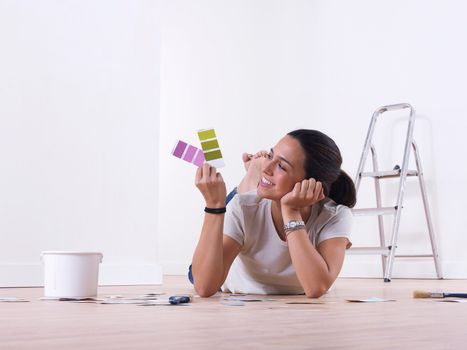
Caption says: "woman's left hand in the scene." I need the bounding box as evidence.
[195,163,227,208]
[280,178,325,212]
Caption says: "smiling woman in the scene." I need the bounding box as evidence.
[191,129,356,298]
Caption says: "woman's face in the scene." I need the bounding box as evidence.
[257,135,307,201]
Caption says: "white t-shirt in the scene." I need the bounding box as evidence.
[222,191,353,295]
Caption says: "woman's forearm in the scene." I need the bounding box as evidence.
[192,213,225,297]
[282,209,332,298]
[286,231,332,298]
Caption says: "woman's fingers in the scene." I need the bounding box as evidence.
[301,179,314,197]
[195,162,226,206]
[203,163,212,179]
[210,165,219,182]
[198,163,224,185]
[292,182,301,197]
[195,165,203,184]
[196,163,216,187]
[313,181,323,201]
[282,178,325,211]
[303,178,324,203]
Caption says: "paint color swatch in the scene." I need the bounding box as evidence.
[197,128,225,168]
[171,140,205,167]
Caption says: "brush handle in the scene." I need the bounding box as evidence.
[444,293,467,298]
[168,295,191,304]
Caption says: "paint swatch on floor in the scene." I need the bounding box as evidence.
[286,301,331,304]
[0,296,29,302]
[197,128,225,168]
[223,297,275,302]
[346,297,396,303]
[221,301,245,306]
[171,140,205,167]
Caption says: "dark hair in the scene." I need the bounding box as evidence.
[287,129,356,208]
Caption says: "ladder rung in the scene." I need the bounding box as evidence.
[394,254,434,258]
[352,207,397,216]
[347,249,435,259]
[360,170,418,178]
[347,247,390,256]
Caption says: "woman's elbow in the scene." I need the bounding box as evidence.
[304,284,328,298]
[194,284,219,298]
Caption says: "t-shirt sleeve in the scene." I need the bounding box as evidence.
[316,205,353,249]
[223,195,245,246]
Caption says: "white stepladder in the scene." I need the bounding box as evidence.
[348,103,443,282]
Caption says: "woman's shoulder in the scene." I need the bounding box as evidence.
[315,198,352,222]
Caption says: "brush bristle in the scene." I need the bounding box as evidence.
[413,290,436,298]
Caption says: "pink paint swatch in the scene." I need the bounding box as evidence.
[171,140,205,167]
[193,150,205,167]
[183,145,197,162]
[173,141,187,158]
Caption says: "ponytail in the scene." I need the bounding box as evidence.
[329,170,356,208]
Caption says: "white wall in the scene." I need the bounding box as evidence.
[2,0,466,286]
[0,0,162,286]
[159,0,467,278]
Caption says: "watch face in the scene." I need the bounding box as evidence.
[284,220,305,231]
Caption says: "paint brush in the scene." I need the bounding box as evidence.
[413,290,467,299]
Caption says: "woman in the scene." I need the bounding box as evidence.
[192,129,356,298]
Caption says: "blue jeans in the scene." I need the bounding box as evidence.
[188,187,237,284]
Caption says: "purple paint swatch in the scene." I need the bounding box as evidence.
[172,140,187,158]
[183,145,197,162]
[193,150,205,167]
[172,140,205,167]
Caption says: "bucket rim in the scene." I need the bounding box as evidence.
[41,251,103,257]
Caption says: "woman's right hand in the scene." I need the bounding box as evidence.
[195,163,227,208]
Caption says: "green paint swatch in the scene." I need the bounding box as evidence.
[198,129,216,140]
[204,149,223,161]
[197,128,225,167]
[201,139,220,151]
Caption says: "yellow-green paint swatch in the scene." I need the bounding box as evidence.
[197,128,225,168]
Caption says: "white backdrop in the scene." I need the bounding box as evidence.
[159,0,467,278]
[0,0,161,286]
[2,0,466,287]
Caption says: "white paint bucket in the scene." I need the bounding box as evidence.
[41,251,103,298]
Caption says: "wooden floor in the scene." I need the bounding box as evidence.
[1,276,467,349]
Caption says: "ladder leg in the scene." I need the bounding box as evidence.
[412,141,443,279]
[370,144,387,276]
[384,207,403,282]
[354,112,380,191]
[384,108,416,282]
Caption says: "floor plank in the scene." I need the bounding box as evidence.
[1,276,467,349]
